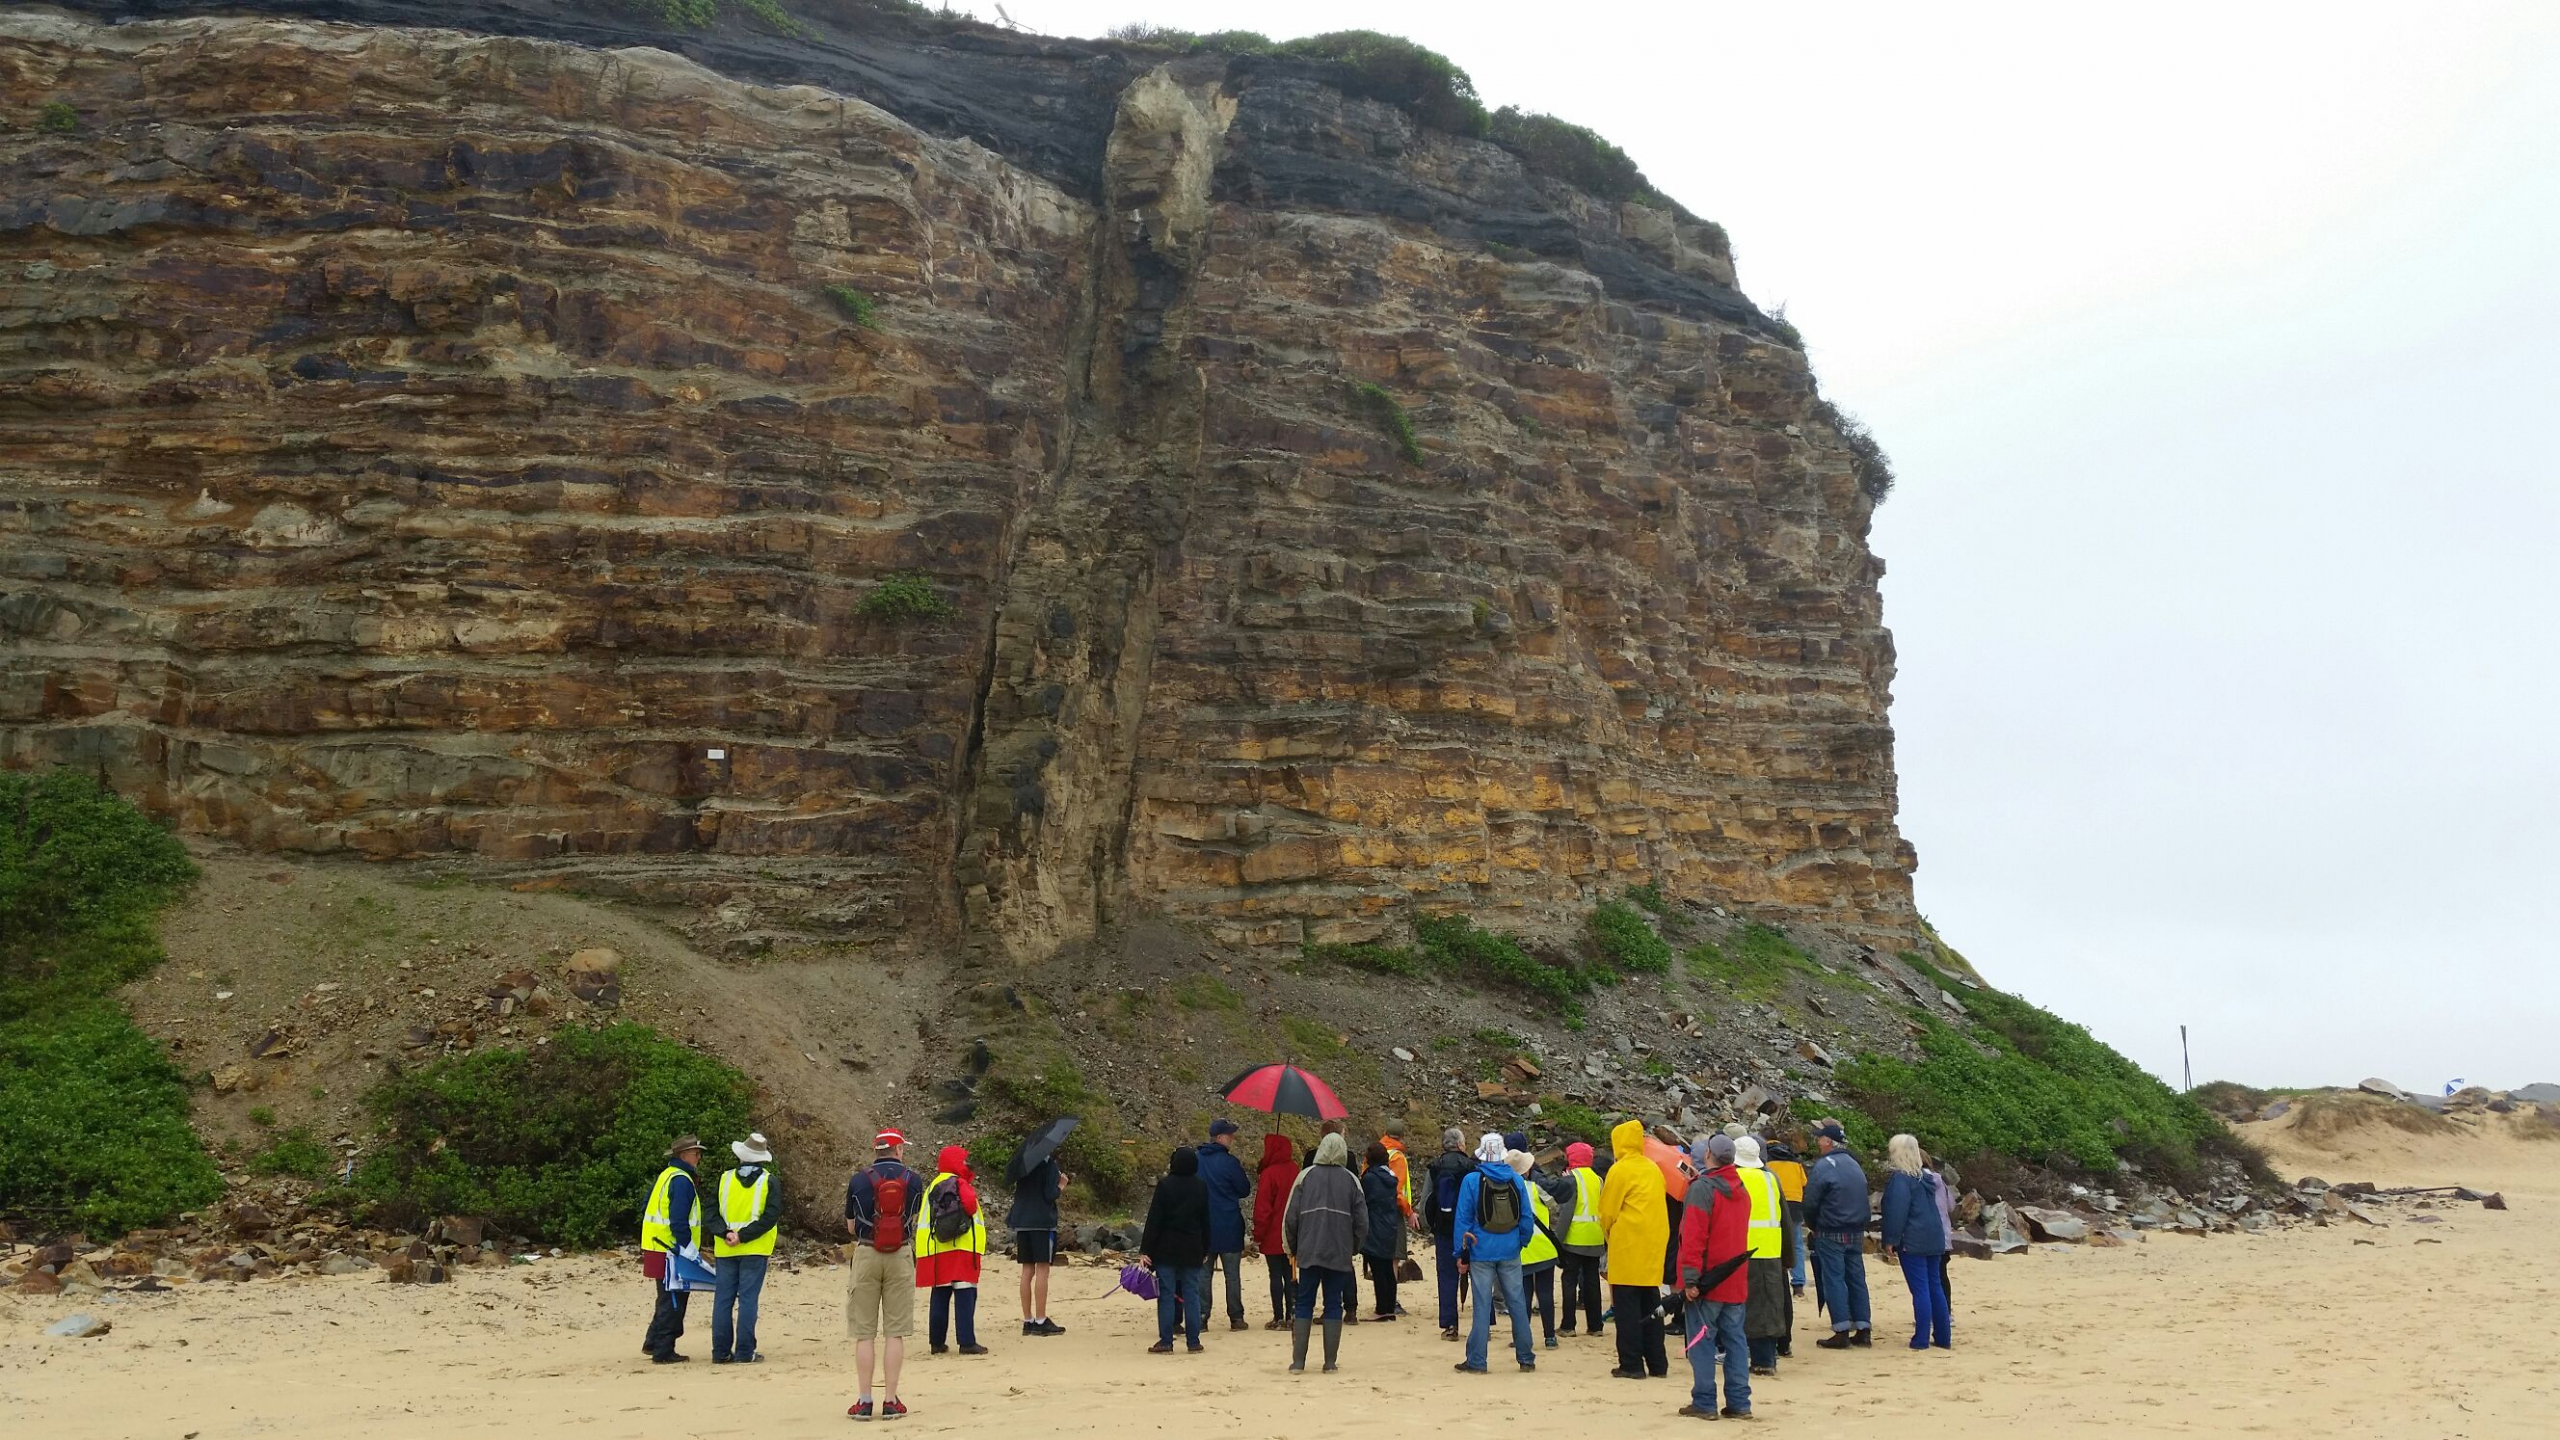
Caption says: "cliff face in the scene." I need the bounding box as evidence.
[0,8,1917,958]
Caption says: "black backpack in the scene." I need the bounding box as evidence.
[1478,1174,1521,1235]
[929,1177,971,1243]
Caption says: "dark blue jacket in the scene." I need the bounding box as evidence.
[663,1159,701,1252]
[843,1159,925,1245]
[1006,1157,1061,1232]
[1195,1139,1253,1253]
[1877,1170,1947,1255]
[1801,1146,1871,1234]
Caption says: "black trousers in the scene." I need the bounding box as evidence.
[1264,1254,1294,1320]
[1612,1283,1667,1376]
[1525,1263,1557,1340]
[1558,1253,1604,1331]
[644,1281,690,1357]
[1363,1255,1398,1318]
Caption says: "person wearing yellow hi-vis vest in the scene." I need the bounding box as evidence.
[640,1136,707,1363]
[710,1133,779,1364]
[1733,1135,1796,1374]
[1554,1140,1607,1337]
[913,1144,990,1356]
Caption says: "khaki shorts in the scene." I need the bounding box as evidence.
[845,1245,916,1340]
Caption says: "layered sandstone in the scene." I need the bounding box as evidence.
[0,6,1917,958]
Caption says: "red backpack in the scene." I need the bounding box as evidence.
[870,1170,909,1252]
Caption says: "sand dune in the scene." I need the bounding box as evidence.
[8,1119,2554,1438]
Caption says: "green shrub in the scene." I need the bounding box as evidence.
[1170,973,1244,1011]
[250,1126,336,1181]
[857,572,955,623]
[1685,923,1830,1001]
[38,102,79,134]
[1305,939,1428,977]
[1489,107,1673,207]
[0,771,218,1236]
[1624,881,1668,915]
[1414,914,1583,1007]
[1587,900,1671,974]
[823,283,879,329]
[1538,1099,1615,1145]
[1765,304,1804,349]
[1835,972,2233,1186]
[248,1106,276,1128]
[616,0,801,36]
[354,1022,754,1248]
[1273,31,1488,136]
[1809,398,1895,503]
[977,1051,1133,1201]
[1351,382,1424,465]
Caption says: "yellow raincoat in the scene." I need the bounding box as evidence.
[1596,1120,1669,1286]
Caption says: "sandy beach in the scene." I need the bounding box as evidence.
[6,1113,2553,1440]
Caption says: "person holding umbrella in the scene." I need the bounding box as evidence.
[1006,1117,1076,1337]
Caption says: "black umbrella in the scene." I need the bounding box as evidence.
[1008,1116,1080,1182]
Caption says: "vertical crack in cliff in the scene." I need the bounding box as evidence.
[952,69,1233,962]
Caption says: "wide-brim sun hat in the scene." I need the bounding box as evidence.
[733,1132,773,1164]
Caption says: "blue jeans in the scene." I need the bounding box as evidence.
[1900,1251,1951,1347]
[1463,1256,1534,1370]
[1295,1264,1353,1322]
[710,1254,766,1360]
[1812,1233,1871,1331]
[1685,1299,1750,1414]
[1156,1263,1208,1347]
[1788,1218,1807,1288]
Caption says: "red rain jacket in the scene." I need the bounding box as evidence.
[1251,1134,1299,1255]
[1675,1163,1751,1304]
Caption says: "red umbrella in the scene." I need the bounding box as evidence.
[1220,1062,1348,1120]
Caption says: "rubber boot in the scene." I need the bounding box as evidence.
[1289,1317,1311,1372]
[1321,1317,1342,1372]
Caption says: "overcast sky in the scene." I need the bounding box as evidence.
[996,1,2560,1091]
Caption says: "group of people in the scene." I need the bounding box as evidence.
[634,1109,1961,1422]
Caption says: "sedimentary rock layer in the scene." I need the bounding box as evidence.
[0,9,1916,956]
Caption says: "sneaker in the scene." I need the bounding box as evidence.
[711,1355,733,1365]
[1036,1320,1067,1336]
[1147,1342,1175,1354]
[847,1398,874,1421]
[927,1344,947,1356]
[1321,1361,1337,1373]
[1850,1330,1873,1348]
[1558,1325,1578,1337]
[1343,1314,1359,1325]
[957,1343,991,1356]
[1815,1333,1852,1350]
[1610,1367,1649,1380]
[880,1399,907,1420]
[1749,1364,1776,1376]
[1517,1360,1536,1372]
[1675,1405,1718,1420]
[1441,1327,1459,1342]
[1022,1321,1041,1336]
[1543,1336,1558,1350]
[1909,1338,1931,1350]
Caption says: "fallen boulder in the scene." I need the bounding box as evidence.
[2017,1206,2089,1243]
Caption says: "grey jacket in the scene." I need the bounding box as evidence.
[1282,1162,1370,1272]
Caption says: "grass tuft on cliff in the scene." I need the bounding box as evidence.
[0,770,221,1236]
[615,0,802,37]
[823,283,880,329]
[1350,382,1425,466]
[857,572,956,623]
[354,1021,754,1247]
[1587,900,1672,974]
[1489,107,1684,212]
[1810,398,1895,503]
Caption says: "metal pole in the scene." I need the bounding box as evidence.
[2180,1024,2192,1091]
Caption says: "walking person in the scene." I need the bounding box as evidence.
[843,1129,924,1421]
[915,1143,990,1357]
[1006,1150,1069,1336]
[1251,1133,1300,1329]
[1764,1138,1810,1301]
[1359,1141,1403,1322]
[1675,1135,1753,1421]
[1732,1136,1791,1375]
[1283,1133,1370,1372]
[1598,1120,1670,1379]
[1508,1149,1562,1350]
[1197,1119,1255,1332]
[1803,1120,1874,1348]
[1452,1133,1536,1374]
[1555,1140,1607,1337]
[1141,1147,1214,1354]
[639,1136,708,1364]
[1879,1134,1952,1350]
[710,1132,779,1365]
[1422,1128,1475,1340]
